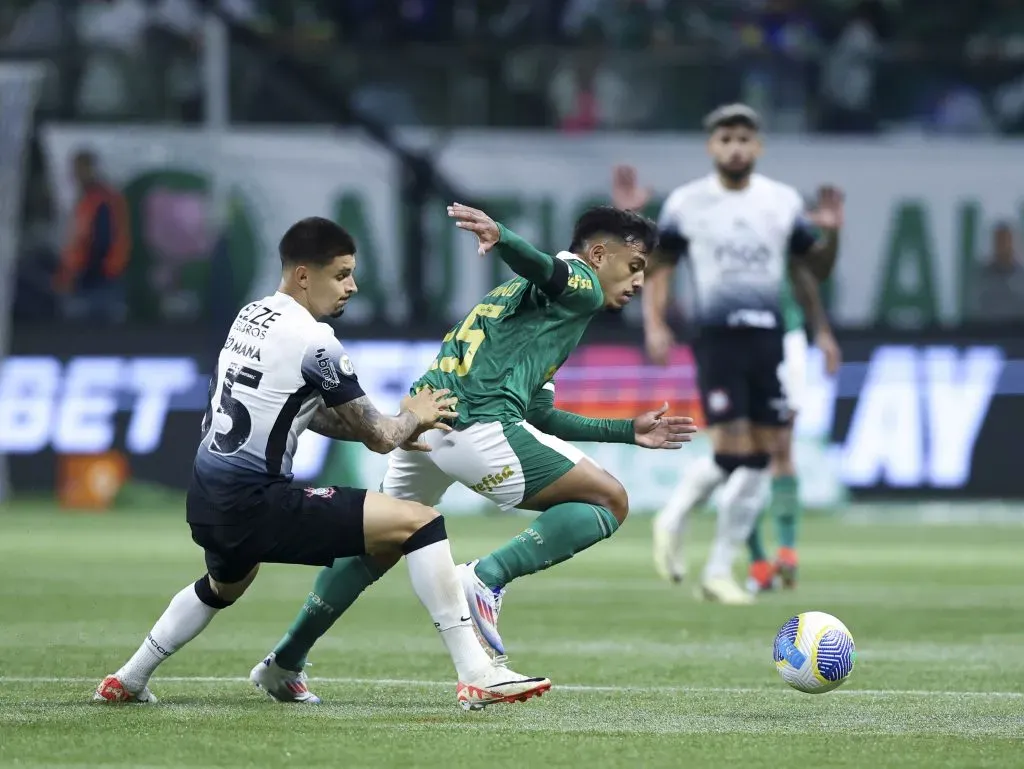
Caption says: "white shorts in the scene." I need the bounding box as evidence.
[779,329,808,414]
[382,420,588,511]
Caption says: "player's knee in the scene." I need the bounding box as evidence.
[207,565,258,604]
[391,501,443,550]
[771,445,795,477]
[594,474,630,525]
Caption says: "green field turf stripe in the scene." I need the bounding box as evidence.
[2,676,1019,698]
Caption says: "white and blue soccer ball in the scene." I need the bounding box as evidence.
[773,611,856,693]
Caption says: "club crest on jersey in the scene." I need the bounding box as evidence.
[304,486,336,499]
[708,389,731,414]
[314,347,341,389]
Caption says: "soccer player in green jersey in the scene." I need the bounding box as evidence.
[249,204,698,700]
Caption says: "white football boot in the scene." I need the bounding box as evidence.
[457,560,505,656]
[92,674,158,704]
[652,521,686,584]
[249,653,321,704]
[456,656,551,711]
[696,576,755,605]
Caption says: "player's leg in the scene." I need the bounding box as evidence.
[744,429,784,594]
[473,422,627,585]
[436,422,627,653]
[770,329,808,588]
[673,333,762,603]
[267,445,452,678]
[697,418,767,604]
[652,333,744,585]
[94,495,263,703]
[252,474,549,709]
[652,453,725,583]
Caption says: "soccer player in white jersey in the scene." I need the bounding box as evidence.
[92,217,551,710]
[612,104,841,603]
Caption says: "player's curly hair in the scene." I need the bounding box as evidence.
[570,205,658,255]
[279,217,357,267]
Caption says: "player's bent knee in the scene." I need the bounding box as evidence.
[208,565,258,604]
[593,473,629,525]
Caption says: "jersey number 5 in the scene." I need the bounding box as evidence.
[432,303,504,377]
[209,363,264,455]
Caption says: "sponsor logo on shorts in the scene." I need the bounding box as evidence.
[472,465,516,494]
[304,486,336,499]
[770,397,792,421]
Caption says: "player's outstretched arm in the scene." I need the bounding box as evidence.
[525,386,696,449]
[312,388,457,454]
[448,202,557,286]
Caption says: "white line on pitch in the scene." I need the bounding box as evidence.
[0,676,1020,699]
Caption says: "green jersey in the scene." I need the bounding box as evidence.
[415,251,604,429]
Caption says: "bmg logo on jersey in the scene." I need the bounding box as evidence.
[314,347,341,390]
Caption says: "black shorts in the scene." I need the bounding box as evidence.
[186,480,368,584]
[693,328,789,427]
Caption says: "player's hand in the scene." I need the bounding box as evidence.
[399,425,435,453]
[809,185,844,231]
[448,203,500,255]
[644,322,675,366]
[611,164,653,211]
[632,403,698,449]
[816,329,842,376]
[401,387,459,431]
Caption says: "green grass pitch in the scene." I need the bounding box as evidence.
[1,502,1022,768]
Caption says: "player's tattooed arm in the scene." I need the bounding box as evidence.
[319,397,421,454]
[320,389,459,454]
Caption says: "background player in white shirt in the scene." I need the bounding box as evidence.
[612,104,841,603]
[92,217,551,710]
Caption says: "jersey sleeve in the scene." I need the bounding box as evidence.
[550,256,605,315]
[655,188,690,265]
[300,326,365,407]
[785,187,819,257]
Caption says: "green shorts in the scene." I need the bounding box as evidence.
[381,420,590,511]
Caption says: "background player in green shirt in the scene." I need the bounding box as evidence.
[250,205,698,700]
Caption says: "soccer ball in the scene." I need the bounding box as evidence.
[773,611,856,693]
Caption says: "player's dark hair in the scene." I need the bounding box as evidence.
[279,217,356,268]
[570,205,658,255]
[703,103,761,133]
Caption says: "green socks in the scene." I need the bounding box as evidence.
[746,512,768,562]
[273,555,389,672]
[771,475,800,550]
[747,475,800,563]
[474,502,620,589]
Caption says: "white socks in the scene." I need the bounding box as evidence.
[117,581,223,691]
[404,539,494,680]
[703,466,771,581]
[654,454,726,545]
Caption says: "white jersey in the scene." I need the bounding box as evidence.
[191,292,364,509]
[657,173,815,330]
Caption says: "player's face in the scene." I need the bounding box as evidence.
[707,124,761,182]
[591,240,648,310]
[306,254,358,319]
